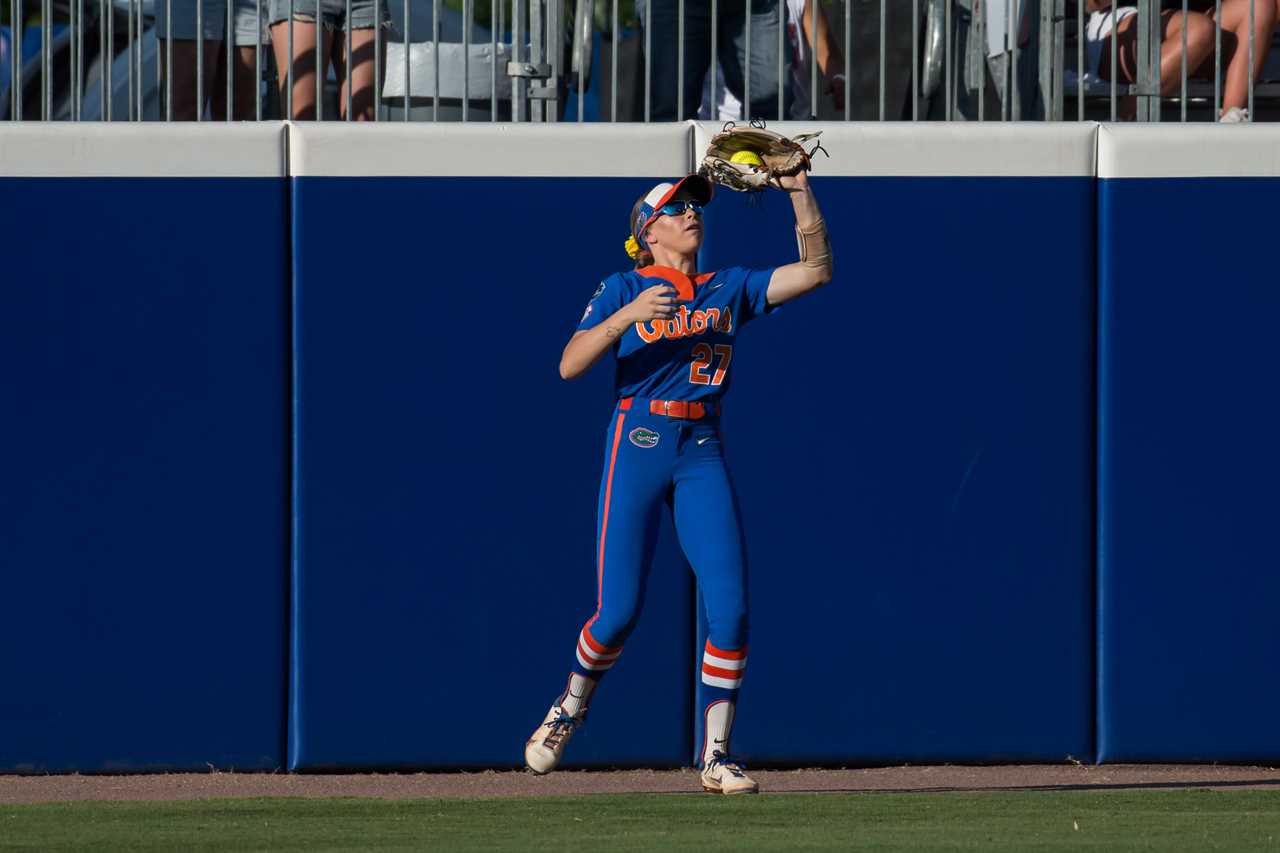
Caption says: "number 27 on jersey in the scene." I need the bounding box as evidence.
[690,344,732,386]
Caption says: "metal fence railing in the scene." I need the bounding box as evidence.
[2,0,1278,121]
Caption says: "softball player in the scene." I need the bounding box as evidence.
[524,168,832,794]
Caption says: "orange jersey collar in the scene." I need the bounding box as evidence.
[638,265,717,302]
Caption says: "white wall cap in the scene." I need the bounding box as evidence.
[1098,124,1280,178]
[693,121,1098,177]
[289,123,693,177]
[0,123,286,177]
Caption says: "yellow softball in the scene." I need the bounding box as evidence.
[729,150,765,167]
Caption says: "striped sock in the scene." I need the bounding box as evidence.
[572,623,623,680]
[700,640,747,691]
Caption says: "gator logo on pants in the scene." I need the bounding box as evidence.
[629,427,660,449]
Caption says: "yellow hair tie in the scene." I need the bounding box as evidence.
[624,235,641,260]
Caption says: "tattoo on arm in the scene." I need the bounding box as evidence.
[604,323,625,339]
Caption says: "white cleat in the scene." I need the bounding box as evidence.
[524,705,584,775]
[700,751,759,795]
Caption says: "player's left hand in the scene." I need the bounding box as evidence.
[777,169,811,193]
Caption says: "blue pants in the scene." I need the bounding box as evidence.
[571,397,749,693]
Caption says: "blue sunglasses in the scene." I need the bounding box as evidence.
[656,200,704,217]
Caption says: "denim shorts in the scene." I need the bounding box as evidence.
[155,0,269,44]
[268,0,389,30]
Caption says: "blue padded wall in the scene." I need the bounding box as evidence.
[691,124,1097,764]
[288,125,694,770]
[1097,126,1280,762]
[13,122,1279,771]
[0,126,289,771]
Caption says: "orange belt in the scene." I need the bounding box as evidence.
[619,396,720,420]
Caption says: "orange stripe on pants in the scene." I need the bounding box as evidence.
[597,411,627,612]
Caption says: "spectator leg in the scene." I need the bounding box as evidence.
[270,18,335,119]
[638,0,711,120]
[1099,15,1141,118]
[1158,10,1214,94]
[209,45,262,120]
[1211,0,1278,110]
[718,0,790,120]
[714,1,746,118]
[681,1,713,122]
[162,40,223,120]
[332,26,382,120]
[1101,9,1219,119]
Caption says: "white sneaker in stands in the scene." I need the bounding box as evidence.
[1220,107,1250,123]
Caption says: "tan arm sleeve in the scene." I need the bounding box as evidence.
[796,218,833,276]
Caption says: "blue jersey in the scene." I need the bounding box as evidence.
[576,265,777,402]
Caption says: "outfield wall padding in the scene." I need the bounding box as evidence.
[1096,125,1280,763]
[8,122,1280,772]
[691,123,1099,764]
[0,124,290,772]
[287,124,697,770]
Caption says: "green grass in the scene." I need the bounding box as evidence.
[3,790,1280,851]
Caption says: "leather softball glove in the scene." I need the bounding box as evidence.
[698,123,824,193]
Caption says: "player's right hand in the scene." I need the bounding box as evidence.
[627,284,677,322]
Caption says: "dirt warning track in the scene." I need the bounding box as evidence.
[4,764,1280,804]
